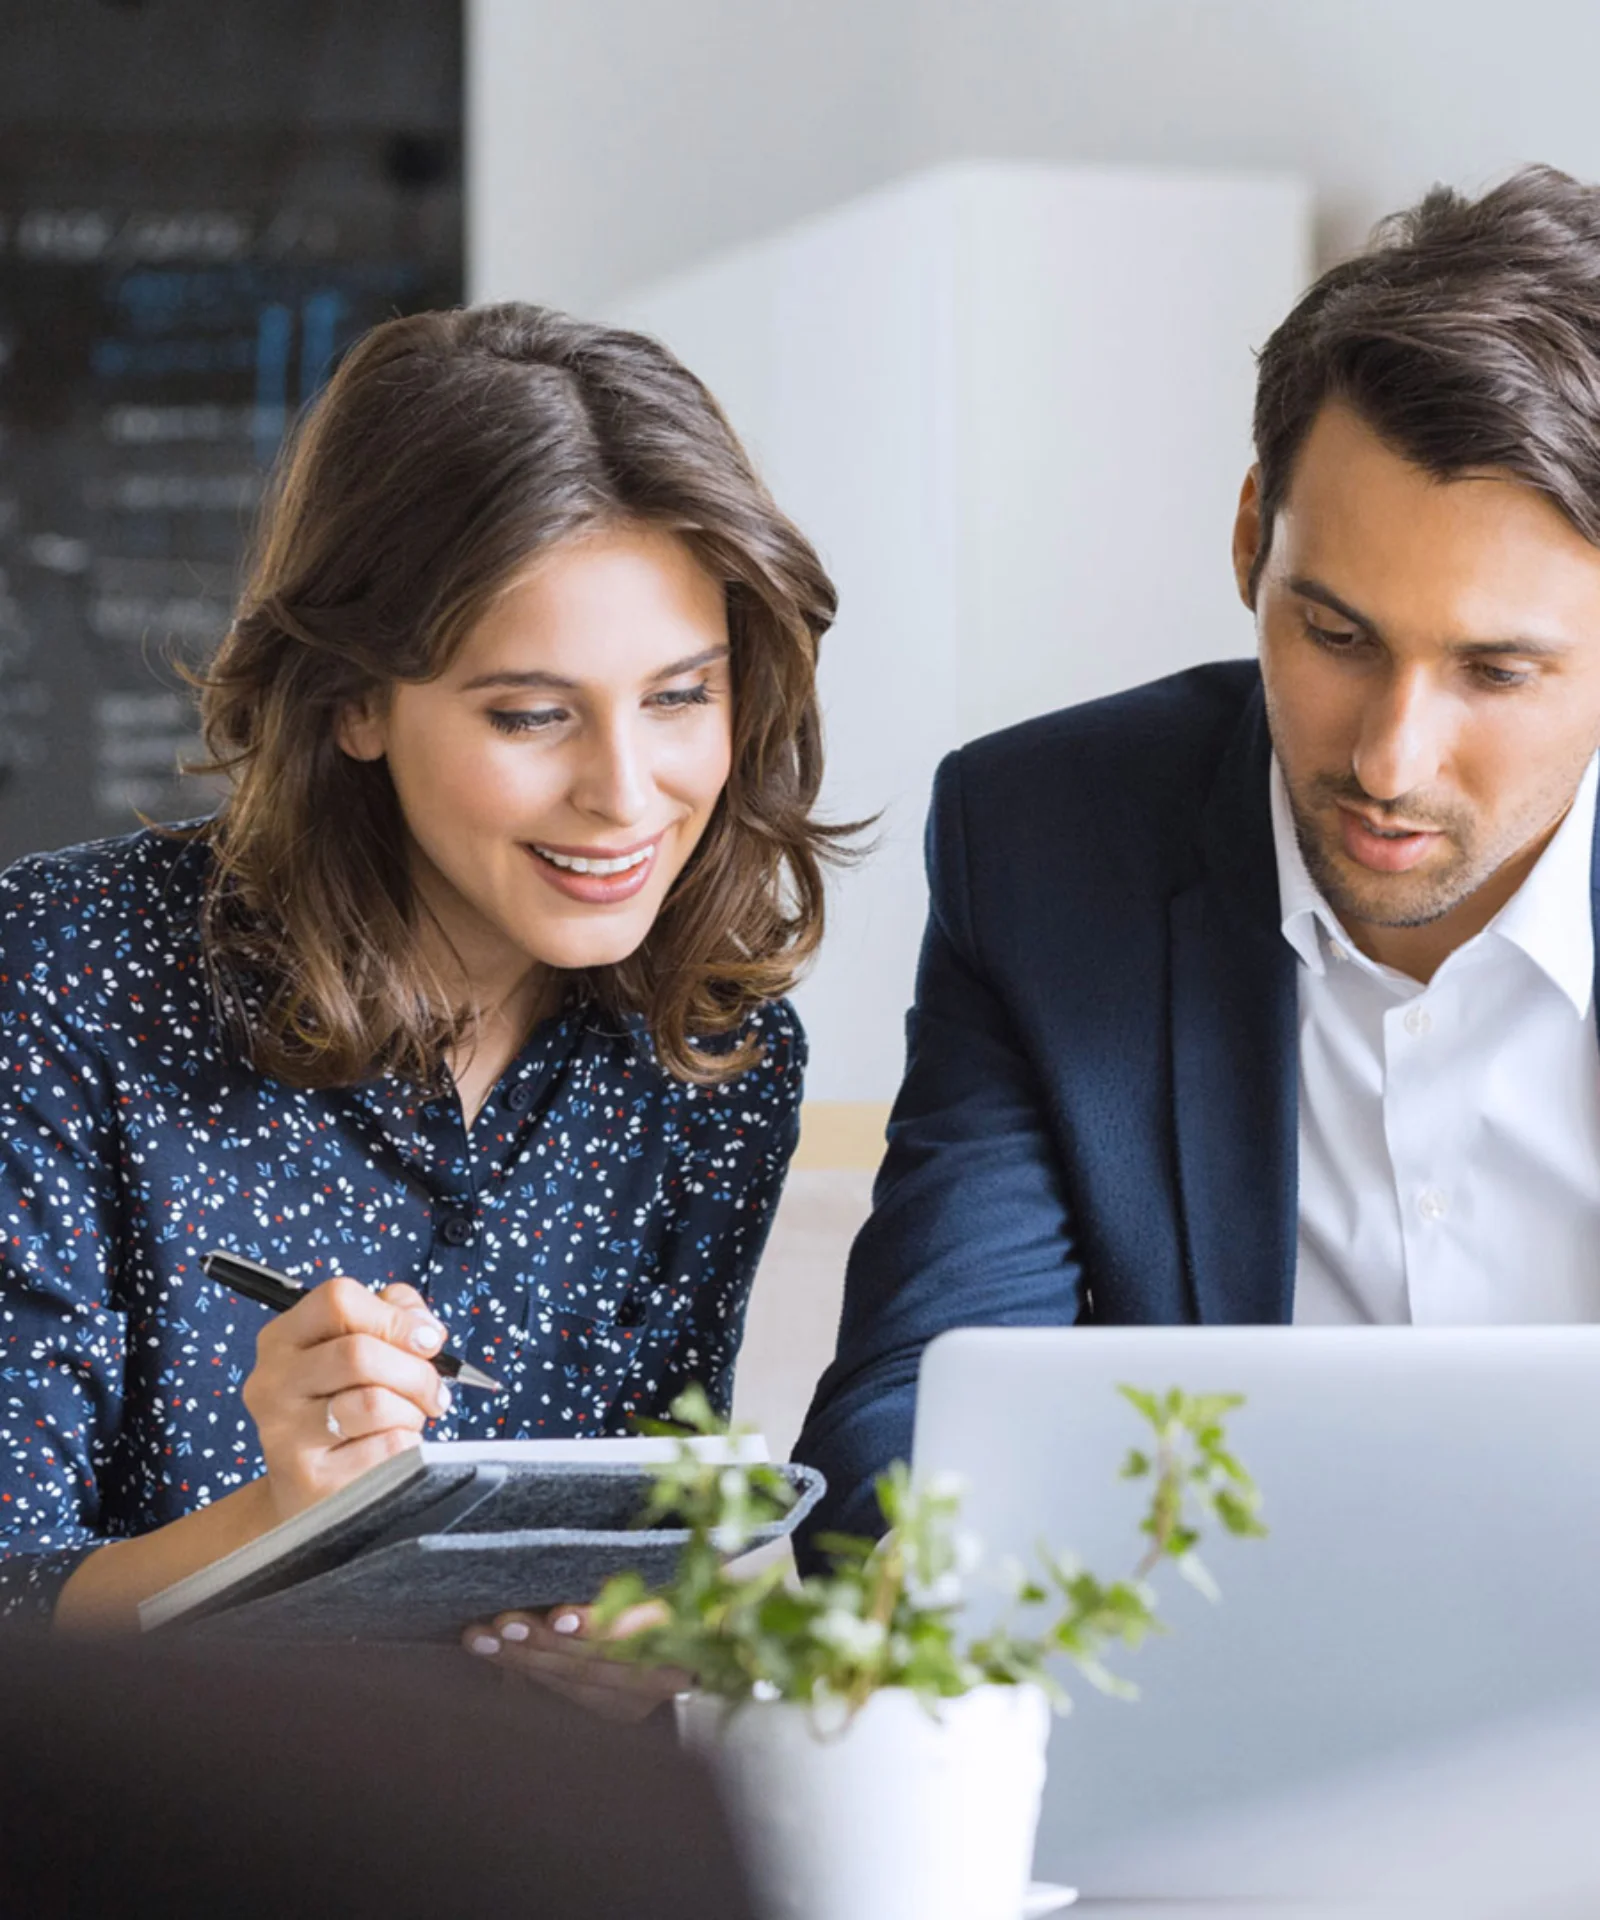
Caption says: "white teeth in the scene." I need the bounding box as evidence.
[534,844,652,876]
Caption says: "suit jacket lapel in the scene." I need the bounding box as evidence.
[1168,682,1298,1324]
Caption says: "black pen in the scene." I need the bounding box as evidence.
[200,1249,505,1392]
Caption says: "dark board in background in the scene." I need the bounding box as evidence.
[0,0,462,862]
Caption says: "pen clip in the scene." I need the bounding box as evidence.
[200,1250,307,1293]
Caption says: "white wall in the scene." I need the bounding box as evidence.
[471,0,1600,311]
[468,0,916,311]
[603,163,1308,1102]
[465,0,1599,1445]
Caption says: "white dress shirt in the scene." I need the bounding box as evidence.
[1270,753,1600,1324]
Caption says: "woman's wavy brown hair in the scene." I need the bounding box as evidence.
[195,303,849,1089]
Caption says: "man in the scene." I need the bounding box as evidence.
[795,164,1600,1542]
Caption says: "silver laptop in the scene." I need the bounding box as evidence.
[911,1326,1600,1898]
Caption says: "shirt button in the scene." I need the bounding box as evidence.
[440,1211,474,1247]
[1416,1188,1449,1223]
[506,1081,534,1113]
[1404,1005,1433,1037]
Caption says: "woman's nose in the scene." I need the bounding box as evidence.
[571,723,651,825]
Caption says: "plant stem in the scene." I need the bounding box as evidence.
[1132,1429,1179,1581]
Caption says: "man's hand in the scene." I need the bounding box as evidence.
[462,1601,692,1723]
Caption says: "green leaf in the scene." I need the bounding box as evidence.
[1069,1651,1140,1700]
[1118,1384,1163,1425]
[1213,1488,1268,1537]
[666,1383,723,1435]
[596,1375,1264,1727]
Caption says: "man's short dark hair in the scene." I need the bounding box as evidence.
[1250,164,1600,599]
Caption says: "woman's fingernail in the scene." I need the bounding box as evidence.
[435,1384,452,1416]
[411,1319,446,1354]
[550,1611,582,1636]
[467,1633,500,1656]
[500,1620,531,1641]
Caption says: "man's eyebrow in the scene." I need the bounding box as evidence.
[1287,576,1376,631]
[1287,575,1570,658]
[1450,636,1570,660]
[459,645,730,693]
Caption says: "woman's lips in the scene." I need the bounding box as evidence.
[1336,806,1444,874]
[524,836,661,904]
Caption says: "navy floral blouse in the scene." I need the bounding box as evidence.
[0,827,804,1620]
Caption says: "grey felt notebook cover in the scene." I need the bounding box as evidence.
[173,1462,824,1643]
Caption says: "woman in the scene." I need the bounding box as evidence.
[0,305,842,1685]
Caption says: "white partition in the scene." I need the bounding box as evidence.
[605,163,1311,1105]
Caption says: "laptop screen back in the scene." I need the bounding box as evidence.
[911,1326,1600,1896]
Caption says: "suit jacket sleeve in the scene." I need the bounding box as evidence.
[791,747,1084,1554]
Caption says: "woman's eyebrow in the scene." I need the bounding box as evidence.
[649,644,730,682]
[460,645,730,693]
[459,668,578,692]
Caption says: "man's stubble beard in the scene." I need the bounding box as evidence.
[1286,779,1482,933]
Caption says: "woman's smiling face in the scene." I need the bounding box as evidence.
[339,523,733,1001]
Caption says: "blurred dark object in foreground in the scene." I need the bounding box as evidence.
[0,1636,757,1919]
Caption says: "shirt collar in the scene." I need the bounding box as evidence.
[1269,757,1341,978]
[1489,752,1598,1016]
[1269,753,1599,1012]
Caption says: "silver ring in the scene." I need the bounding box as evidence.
[325,1401,344,1440]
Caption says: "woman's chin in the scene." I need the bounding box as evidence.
[516,912,658,976]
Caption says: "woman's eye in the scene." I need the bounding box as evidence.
[649,684,714,712]
[487,707,566,735]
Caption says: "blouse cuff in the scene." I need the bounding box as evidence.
[0,1538,103,1628]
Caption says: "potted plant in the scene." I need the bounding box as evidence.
[593,1385,1264,1920]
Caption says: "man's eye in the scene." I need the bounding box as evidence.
[488,708,566,735]
[1305,622,1361,652]
[1472,663,1531,690]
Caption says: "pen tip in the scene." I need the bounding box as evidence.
[457,1361,507,1393]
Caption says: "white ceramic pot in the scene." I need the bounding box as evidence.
[677,1682,1051,1920]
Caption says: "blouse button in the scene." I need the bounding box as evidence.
[440,1212,474,1247]
[506,1081,534,1113]
[615,1297,648,1329]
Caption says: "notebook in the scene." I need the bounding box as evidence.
[140,1435,824,1643]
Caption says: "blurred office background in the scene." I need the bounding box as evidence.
[7,0,1600,1451]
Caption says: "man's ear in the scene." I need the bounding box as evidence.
[336,697,387,763]
[1231,466,1265,612]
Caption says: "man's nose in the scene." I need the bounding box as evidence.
[1351,669,1448,804]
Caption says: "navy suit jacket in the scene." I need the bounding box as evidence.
[793,657,1485,1543]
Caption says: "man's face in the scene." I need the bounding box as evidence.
[1234,401,1600,973]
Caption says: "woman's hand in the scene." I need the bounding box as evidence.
[242,1278,451,1524]
[463,1601,693,1723]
